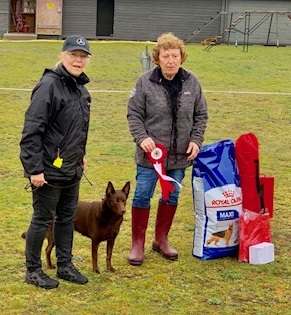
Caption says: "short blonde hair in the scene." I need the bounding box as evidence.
[152,32,187,65]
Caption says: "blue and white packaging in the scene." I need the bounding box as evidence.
[192,139,242,260]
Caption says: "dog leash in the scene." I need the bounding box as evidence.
[24,173,94,192]
[83,173,93,186]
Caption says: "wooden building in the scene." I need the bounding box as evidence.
[0,0,290,45]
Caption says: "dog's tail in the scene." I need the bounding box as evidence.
[21,232,27,239]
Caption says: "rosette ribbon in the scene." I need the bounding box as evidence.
[147,143,182,201]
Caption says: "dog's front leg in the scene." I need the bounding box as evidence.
[45,224,55,269]
[45,238,55,269]
[106,238,116,272]
[91,240,100,273]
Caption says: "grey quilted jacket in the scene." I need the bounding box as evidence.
[127,67,208,170]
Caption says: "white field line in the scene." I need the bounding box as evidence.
[0,87,291,96]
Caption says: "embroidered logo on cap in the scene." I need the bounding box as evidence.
[76,38,86,46]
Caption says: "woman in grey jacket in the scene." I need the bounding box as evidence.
[127,33,208,266]
[20,35,91,289]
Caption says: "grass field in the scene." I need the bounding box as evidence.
[0,40,290,315]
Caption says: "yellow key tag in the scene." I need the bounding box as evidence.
[53,157,63,168]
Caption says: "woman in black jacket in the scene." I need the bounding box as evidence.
[20,35,92,289]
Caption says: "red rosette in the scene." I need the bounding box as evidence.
[147,143,178,201]
[147,143,167,164]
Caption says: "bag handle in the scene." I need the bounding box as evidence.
[255,159,265,212]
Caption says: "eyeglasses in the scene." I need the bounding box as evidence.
[66,52,90,60]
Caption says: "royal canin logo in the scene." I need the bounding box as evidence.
[211,190,242,207]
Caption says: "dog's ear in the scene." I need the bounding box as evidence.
[106,181,115,195]
[122,181,130,197]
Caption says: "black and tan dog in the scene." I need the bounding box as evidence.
[206,223,233,247]
[22,181,130,273]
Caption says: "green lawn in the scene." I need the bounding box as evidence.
[0,40,290,315]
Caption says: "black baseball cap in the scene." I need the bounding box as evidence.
[62,35,91,55]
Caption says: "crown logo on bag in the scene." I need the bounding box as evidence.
[223,190,235,198]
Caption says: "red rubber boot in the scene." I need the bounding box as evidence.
[128,207,150,266]
[152,202,178,261]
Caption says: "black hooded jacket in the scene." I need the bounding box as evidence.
[19,64,91,182]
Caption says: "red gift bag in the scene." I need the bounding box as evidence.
[235,133,261,213]
[235,133,275,218]
[238,209,272,262]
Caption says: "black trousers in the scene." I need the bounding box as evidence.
[25,180,80,272]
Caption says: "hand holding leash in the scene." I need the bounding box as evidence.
[30,173,48,188]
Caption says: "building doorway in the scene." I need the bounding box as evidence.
[96,0,114,36]
[9,0,62,36]
[10,0,36,33]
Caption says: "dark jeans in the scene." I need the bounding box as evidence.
[25,180,80,272]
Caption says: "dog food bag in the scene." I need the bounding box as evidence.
[192,139,242,260]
